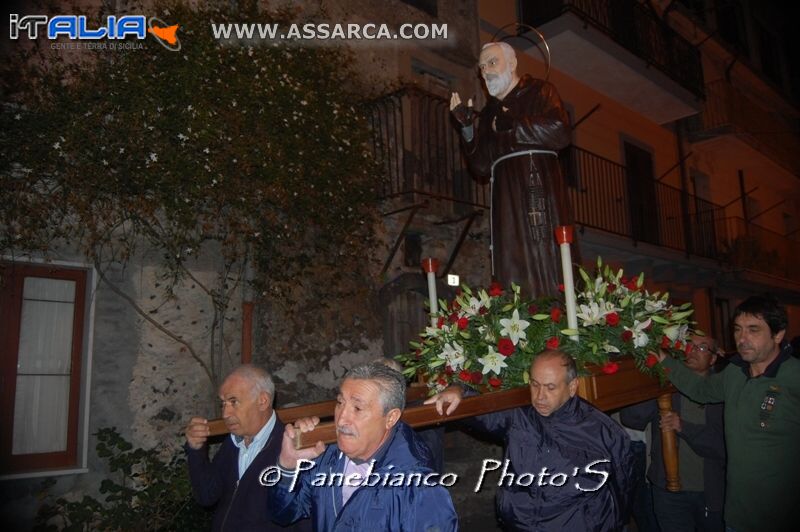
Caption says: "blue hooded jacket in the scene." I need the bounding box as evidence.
[268,421,458,531]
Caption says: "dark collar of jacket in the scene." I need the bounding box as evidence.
[730,343,793,378]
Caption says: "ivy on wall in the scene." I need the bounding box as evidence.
[0,1,382,385]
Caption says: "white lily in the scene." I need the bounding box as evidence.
[478,346,508,374]
[624,318,652,348]
[663,323,689,342]
[464,296,482,317]
[438,341,466,370]
[602,342,621,354]
[645,298,667,313]
[499,309,530,345]
[576,301,617,326]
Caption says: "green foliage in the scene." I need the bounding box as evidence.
[35,427,211,531]
[0,0,379,293]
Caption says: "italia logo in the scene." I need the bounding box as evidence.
[8,14,181,51]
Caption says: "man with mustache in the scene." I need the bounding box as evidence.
[268,363,458,531]
[451,41,574,299]
[655,295,800,532]
[185,364,307,531]
[621,334,726,532]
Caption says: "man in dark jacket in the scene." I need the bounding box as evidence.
[184,364,306,531]
[267,363,458,531]
[450,41,574,299]
[428,350,634,531]
[621,334,726,532]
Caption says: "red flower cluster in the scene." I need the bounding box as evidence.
[660,335,671,349]
[457,317,469,330]
[645,354,659,368]
[601,361,620,375]
[489,281,503,297]
[459,369,483,384]
[497,338,515,356]
[488,376,502,388]
[550,307,562,323]
[606,312,620,327]
[621,330,633,342]
[546,336,560,349]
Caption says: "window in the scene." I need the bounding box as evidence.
[0,262,91,476]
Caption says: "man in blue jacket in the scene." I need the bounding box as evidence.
[427,350,634,531]
[267,362,458,531]
[621,334,726,531]
[184,364,307,531]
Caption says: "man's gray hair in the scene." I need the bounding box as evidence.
[344,363,406,414]
[481,41,517,64]
[226,364,275,399]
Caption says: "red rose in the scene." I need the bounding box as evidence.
[497,338,515,356]
[550,308,562,323]
[444,365,454,376]
[458,369,471,382]
[437,377,448,386]
[607,283,617,293]
[625,278,638,291]
[437,317,445,329]
[489,281,503,297]
[621,330,633,342]
[601,361,620,375]
[645,354,659,368]
[660,335,671,349]
[606,312,620,327]
[558,283,565,293]
[470,371,483,384]
[488,376,502,388]
[449,312,458,323]
[457,317,469,330]
[546,336,560,349]
[674,341,683,351]
[527,303,539,315]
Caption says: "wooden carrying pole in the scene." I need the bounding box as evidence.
[205,357,680,491]
[658,393,681,491]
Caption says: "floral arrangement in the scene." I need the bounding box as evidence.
[396,257,696,392]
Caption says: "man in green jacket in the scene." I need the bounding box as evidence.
[657,294,800,532]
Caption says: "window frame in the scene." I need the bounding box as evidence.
[0,259,95,479]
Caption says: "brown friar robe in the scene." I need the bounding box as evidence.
[462,74,575,299]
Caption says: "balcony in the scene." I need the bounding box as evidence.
[563,146,800,282]
[516,0,704,124]
[686,80,800,176]
[369,86,488,210]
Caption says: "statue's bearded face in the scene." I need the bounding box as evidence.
[479,44,515,98]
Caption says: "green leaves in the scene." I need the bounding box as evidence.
[36,427,211,530]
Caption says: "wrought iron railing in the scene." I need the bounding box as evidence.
[369,86,488,208]
[519,0,704,98]
[686,80,800,176]
[561,145,799,281]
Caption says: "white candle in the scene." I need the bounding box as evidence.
[555,226,579,340]
[421,258,440,327]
